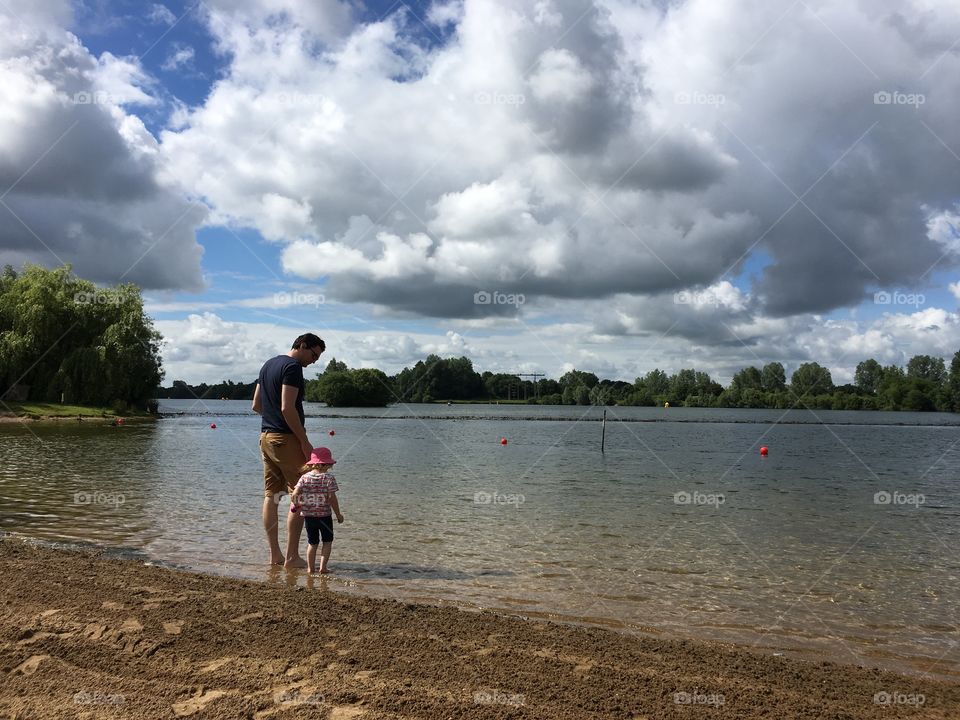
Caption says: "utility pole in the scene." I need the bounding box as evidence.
[601,409,606,453]
[515,372,545,399]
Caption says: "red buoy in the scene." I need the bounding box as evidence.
[210,423,217,429]
[116,418,124,425]
[329,430,335,436]
[760,446,768,456]
[500,437,508,445]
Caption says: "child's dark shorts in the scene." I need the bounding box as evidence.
[304,515,334,545]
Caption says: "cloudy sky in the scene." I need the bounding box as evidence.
[2,0,960,386]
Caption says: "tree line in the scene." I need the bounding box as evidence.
[159,353,960,410]
[0,265,163,411]
[155,379,257,400]
[285,353,960,410]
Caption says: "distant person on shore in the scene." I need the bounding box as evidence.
[252,333,325,567]
[289,447,343,574]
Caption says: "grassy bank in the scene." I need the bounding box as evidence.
[434,398,532,404]
[0,402,153,420]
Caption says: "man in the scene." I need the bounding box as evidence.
[252,333,325,567]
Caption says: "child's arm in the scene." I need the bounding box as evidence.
[329,491,343,523]
[290,479,304,506]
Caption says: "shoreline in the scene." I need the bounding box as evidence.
[0,415,157,424]
[8,533,955,684]
[155,409,960,427]
[0,402,155,423]
[2,539,958,719]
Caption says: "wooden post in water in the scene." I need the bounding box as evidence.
[601,409,606,453]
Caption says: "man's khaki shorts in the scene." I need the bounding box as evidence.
[260,432,304,497]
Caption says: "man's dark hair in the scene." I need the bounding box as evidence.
[292,333,325,353]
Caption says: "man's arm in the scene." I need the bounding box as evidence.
[281,383,311,461]
[252,384,262,414]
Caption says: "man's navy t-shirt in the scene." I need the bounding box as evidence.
[257,355,305,433]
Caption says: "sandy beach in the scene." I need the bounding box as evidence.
[1,539,958,719]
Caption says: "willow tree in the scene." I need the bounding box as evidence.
[0,264,163,408]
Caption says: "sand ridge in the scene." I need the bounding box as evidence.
[1,539,958,719]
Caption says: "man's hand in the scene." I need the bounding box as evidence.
[300,439,312,463]
[335,513,344,524]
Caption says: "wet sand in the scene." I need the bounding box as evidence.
[1,539,958,719]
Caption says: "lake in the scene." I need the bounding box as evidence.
[1,400,958,679]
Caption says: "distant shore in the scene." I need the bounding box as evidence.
[156,405,960,426]
[2,539,957,719]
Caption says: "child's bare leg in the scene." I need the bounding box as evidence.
[318,542,333,573]
[307,543,318,573]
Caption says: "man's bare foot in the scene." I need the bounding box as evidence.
[270,552,284,565]
[284,556,308,569]
[319,568,331,574]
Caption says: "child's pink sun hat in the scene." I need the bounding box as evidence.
[308,447,336,465]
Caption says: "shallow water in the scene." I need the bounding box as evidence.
[2,401,958,678]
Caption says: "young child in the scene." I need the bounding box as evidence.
[290,447,344,574]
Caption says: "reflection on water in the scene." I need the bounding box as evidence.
[1,402,959,679]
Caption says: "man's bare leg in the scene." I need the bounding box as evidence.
[262,495,284,564]
[284,511,307,568]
